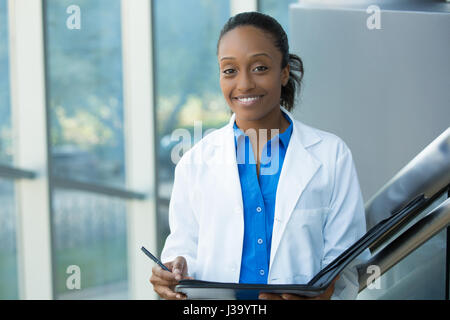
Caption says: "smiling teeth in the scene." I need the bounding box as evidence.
[238,96,260,102]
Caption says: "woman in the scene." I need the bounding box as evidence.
[150,12,369,300]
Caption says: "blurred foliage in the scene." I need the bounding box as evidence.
[46,0,123,148]
[153,0,231,138]
[45,0,125,185]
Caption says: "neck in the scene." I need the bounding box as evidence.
[235,107,290,140]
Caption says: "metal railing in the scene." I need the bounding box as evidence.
[0,163,147,200]
[0,164,36,180]
[357,196,450,292]
[365,127,450,233]
[51,176,147,200]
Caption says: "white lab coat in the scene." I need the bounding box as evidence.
[161,107,370,299]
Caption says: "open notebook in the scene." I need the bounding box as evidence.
[175,194,428,299]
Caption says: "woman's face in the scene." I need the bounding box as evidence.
[217,26,290,122]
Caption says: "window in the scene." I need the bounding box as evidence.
[45,0,125,188]
[258,0,297,36]
[0,0,12,165]
[0,0,19,300]
[52,190,128,299]
[44,0,129,299]
[153,0,231,254]
[0,179,18,299]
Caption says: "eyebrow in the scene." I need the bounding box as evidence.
[220,52,272,62]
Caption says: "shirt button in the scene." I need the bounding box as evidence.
[256,207,262,213]
[260,269,265,276]
[257,238,263,245]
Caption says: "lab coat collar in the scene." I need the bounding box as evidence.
[223,106,321,149]
[231,109,293,150]
[210,106,323,273]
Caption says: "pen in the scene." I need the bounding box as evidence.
[141,246,171,272]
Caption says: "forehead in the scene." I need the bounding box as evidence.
[218,25,280,61]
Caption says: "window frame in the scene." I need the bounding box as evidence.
[4,0,157,299]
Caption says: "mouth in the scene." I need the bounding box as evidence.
[233,95,264,106]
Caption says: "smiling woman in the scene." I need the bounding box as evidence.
[152,12,370,301]
[218,26,290,130]
[216,14,303,144]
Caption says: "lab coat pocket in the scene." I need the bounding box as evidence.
[289,207,327,236]
[284,207,328,269]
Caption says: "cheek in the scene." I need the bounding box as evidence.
[259,76,282,100]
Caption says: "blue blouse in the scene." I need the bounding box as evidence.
[233,111,293,284]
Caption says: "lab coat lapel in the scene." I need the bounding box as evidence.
[211,112,244,214]
[210,109,322,277]
[269,109,322,271]
[209,113,245,279]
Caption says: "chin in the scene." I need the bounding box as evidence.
[233,105,277,122]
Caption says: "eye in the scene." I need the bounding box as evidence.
[253,65,268,72]
[222,68,236,75]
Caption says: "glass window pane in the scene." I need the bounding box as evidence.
[0,0,12,165]
[153,0,231,252]
[0,179,19,299]
[154,0,230,195]
[44,0,125,188]
[52,189,128,299]
[259,0,297,36]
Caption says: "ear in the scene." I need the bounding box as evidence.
[281,64,290,87]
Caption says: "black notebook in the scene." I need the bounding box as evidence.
[175,194,428,299]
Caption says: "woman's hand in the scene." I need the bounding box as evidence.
[150,256,193,300]
[258,275,340,300]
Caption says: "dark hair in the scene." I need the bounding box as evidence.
[217,11,304,112]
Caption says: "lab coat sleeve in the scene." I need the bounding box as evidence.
[160,158,199,278]
[322,142,371,300]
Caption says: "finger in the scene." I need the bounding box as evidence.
[281,293,308,300]
[332,274,340,283]
[150,269,177,285]
[150,275,178,287]
[172,257,186,281]
[155,285,178,300]
[317,280,338,300]
[152,265,178,282]
[175,292,188,300]
[327,275,340,292]
[159,286,187,300]
[259,293,283,300]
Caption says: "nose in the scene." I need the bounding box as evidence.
[236,70,256,92]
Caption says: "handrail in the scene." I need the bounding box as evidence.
[0,164,37,179]
[0,163,148,200]
[357,196,450,292]
[51,176,148,200]
[365,127,450,231]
